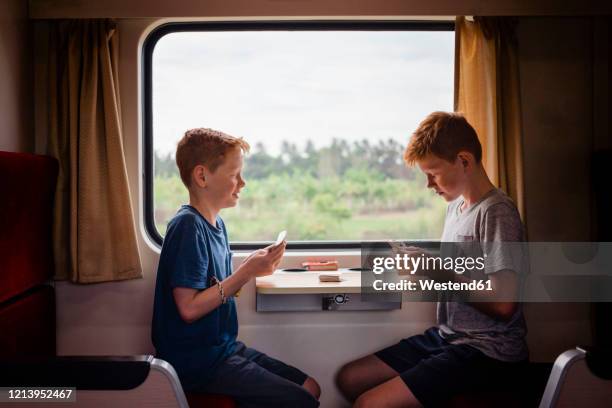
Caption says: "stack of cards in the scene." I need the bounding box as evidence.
[318,272,341,282]
[302,260,339,271]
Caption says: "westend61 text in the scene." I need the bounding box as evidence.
[372,279,493,292]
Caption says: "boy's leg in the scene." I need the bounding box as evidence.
[335,354,398,402]
[355,341,522,407]
[200,343,319,408]
[238,344,321,399]
[354,376,422,408]
[302,377,321,400]
[336,327,443,402]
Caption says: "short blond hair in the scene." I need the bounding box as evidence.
[176,128,250,187]
[404,112,482,166]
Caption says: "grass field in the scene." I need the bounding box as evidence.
[154,174,446,242]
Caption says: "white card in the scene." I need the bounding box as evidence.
[275,230,287,245]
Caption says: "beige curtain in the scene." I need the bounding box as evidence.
[47,20,142,283]
[454,16,527,222]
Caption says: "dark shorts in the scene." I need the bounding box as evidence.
[374,327,527,407]
[200,341,318,408]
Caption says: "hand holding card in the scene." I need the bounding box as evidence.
[274,230,287,246]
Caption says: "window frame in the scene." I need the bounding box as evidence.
[142,20,455,251]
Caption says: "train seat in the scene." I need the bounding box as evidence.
[539,347,612,408]
[447,362,553,408]
[0,355,238,408]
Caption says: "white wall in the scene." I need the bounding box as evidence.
[0,0,32,152]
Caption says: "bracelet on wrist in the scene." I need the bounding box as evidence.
[210,276,227,304]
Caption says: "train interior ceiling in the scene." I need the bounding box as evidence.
[1,0,612,407]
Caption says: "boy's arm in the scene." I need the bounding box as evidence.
[433,203,523,321]
[438,268,519,321]
[398,258,518,320]
[399,229,522,320]
[469,202,524,320]
[396,249,519,321]
[173,268,250,324]
[173,243,285,324]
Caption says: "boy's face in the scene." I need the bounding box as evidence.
[416,153,466,202]
[200,147,246,209]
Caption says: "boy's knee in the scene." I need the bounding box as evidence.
[303,376,321,400]
[293,384,320,408]
[335,363,359,400]
[273,384,319,408]
[353,392,378,408]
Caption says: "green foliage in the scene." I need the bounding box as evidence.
[155,138,418,181]
[153,139,445,241]
[154,151,177,178]
[153,172,446,242]
[313,193,352,220]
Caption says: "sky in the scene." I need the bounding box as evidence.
[152,30,454,156]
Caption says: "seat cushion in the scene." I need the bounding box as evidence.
[446,362,553,407]
[0,285,55,359]
[185,392,237,408]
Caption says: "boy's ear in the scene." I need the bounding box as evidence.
[192,165,207,188]
[457,152,472,168]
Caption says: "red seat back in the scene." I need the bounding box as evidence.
[0,151,58,303]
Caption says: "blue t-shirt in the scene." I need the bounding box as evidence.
[151,205,238,390]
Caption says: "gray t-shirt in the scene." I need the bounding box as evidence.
[438,188,528,362]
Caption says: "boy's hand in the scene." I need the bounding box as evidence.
[389,242,424,275]
[407,247,447,279]
[391,244,456,281]
[400,246,429,276]
[242,241,286,277]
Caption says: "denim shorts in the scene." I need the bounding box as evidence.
[200,341,318,408]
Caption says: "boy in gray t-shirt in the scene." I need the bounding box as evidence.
[336,112,528,407]
[439,188,528,362]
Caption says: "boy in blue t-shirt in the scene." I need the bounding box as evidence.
[152,128,320,408]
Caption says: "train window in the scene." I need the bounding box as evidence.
[143,22,454,249]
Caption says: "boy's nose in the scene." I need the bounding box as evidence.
[426,177,436,189]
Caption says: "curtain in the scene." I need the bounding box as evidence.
[47,20,142,283]
[454,16,527,223]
